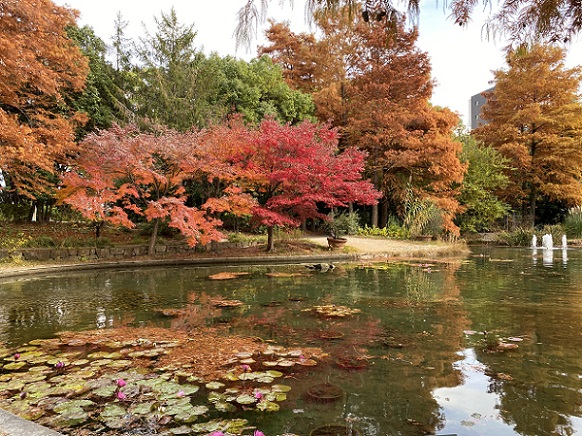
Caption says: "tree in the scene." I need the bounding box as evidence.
[134,8,212,130]
[455,133,511,233]
[60,125,252,254]
[207,118,380,251]
[209,55,314,125]
[67,25,129,135]
[236,0,582,49]
[0,0,88,198]
[473,44,582,226]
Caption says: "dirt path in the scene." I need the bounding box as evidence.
[304,236,469,258]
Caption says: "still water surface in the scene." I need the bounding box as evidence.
[1,246,582,435]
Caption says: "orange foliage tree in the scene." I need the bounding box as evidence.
[474,44,582,226]
[0,0,88,198]
[60,125,254,254]
[261,14,466,234]
[205,118,380,251]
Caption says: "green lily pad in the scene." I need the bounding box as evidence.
[205,381,225,390]
[92,385,117,397]
[266,370,284,378]
[236,393,257,405]
[215,401,237,412]
[0,380,25,391]
[271,384,292,392]
[256,400,280,411]
[3,400,44,421]
[256,376,274,383]
[130,402,155,415]
[4,361,26,370]
[29,365,51,373]
[100,403,126,419]
[53,400,95,413]
[170,425,193,434]
[71,359,90,366]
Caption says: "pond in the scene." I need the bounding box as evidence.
[1,246,581,435]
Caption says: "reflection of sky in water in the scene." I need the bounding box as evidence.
[434,348,517,435]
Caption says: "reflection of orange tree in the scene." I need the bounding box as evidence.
[155,293,242,330]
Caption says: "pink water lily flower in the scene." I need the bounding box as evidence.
[14,353,20,360]
[241,364,251,372]
[55,361,65,369]
[176,390,185,397]
[116,379,127,388]
[116,391,127,400]
[254,391,263,399]
[209,432,224,436]
[254,430,265,436]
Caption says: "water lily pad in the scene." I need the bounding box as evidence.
[1,380,25,391]
[170,425,193,434]
[236,393,257,404]
[92,385,117,397]
[89,359,113,367]
[130,402,155,415]
[215,401,237,412]
[287,349,303,357]
[278,360,295,367]
[256,376,274,383]
[266,370,284,378]
[29,365,51,373]
[296,358,317,366]
[100,403,126,420]
[54,400,95,413]
[256,400,280,411]
[4,361,26,370]
[262,361,279,367]
[271,384,292,393]
[205,381,225,390]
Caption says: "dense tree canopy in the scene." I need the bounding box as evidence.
[474,44,582,226]
[0,0,88,198]
[262,14,466,234]
[204,118,380,250]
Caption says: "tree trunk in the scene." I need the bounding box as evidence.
[266,226,275,252]
[529,185,537,227]
[148,218,160,256]
[380,199,388,228]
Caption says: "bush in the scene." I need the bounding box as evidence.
[322,211,360,238]
[22,235,57,248]
[357,216,406,239]
[563,210,582,238]
[497,227,534,247]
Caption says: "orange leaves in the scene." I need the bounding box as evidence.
[0,0,88,197]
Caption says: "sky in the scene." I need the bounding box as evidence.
[54,0,582,127]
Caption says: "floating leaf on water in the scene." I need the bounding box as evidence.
[266,370,284,378]
[29,365,51,373]
[287,349,303,357]
[92,385,117,397]
[296,358,317,367]
[271,384,292,393]
[4,362,26,370]
[306,304,362,318]
[507,337,524,342]
[497,342,519,350]
[89,359,113,367]
[215,401,237,413]
[130,402,155,415]
[180,384,200,395]
[211,298,244,307]
[107,359,132,369]
[256,400,280,412]
[205,381,225,390]
[53,400,95,414]
[262,361,279,367]
[2,400,43,421]
[235,351,253,359]
[239,358,255,364]
[463,330,478,335]
[0,380,25,391]
[170,425,193,434]
[209,272,250,280]
[235,393,257,404]
[256,376,274,383]
[277,360,295,367]
[100,403,126,420]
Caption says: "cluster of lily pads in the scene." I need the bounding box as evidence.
[303,304,362,318]
[0,338,316,435]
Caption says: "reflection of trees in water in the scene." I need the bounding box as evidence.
[457,248,582,435]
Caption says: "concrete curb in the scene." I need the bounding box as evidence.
[0,409,63,436]
[0,253,359,280]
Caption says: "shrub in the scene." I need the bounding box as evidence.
[358,216,406,239]
[22,235,57,248]
[322,211,360,238]
[563,210,582,238]
[497,227,534,247]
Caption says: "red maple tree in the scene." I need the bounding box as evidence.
[207,118,381,251]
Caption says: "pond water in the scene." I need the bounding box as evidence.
[1,246,582,435]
